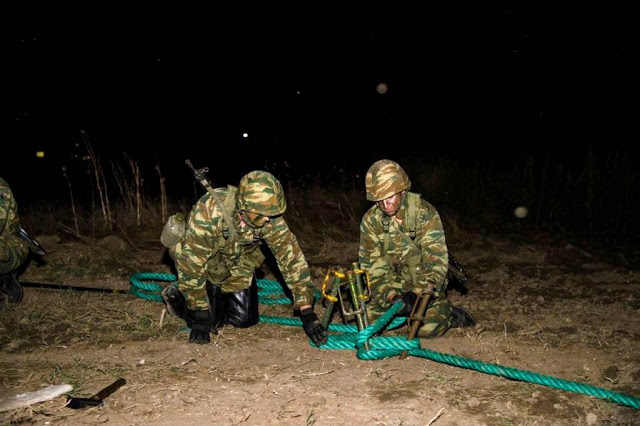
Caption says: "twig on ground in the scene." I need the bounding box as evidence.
[159,308,167,329]
[426,407,445,425]
[57,222,92,244]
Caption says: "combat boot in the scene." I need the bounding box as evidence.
[161,285,189,323]
[450,306,476,328]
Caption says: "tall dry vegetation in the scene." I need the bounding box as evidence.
[17,141,639,244]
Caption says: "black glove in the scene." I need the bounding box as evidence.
[300,307,328,347]
[391,291,417,316]
[188,309,211,344]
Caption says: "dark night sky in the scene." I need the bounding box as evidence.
[5,6,634,199]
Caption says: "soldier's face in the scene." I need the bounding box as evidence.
[242,211,270,228]
[377,191,405,217]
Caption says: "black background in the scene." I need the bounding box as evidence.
[5,5,635,201]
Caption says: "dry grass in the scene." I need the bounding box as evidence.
[16,136,640,247]
[0,290,173,356]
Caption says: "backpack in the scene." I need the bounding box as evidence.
[160,186,237,249]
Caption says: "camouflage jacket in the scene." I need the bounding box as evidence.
[0,177,20,238]
[172,186,314,309]
[358,192,449,308]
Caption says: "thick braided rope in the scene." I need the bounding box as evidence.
[129,273,640,409]
[358,298,640,409]
[129,272,175,302]
[257,280,640,409]
[409,348,640,408]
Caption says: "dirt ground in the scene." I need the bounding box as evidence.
[1,226,639,425]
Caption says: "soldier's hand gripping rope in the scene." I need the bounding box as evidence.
[390,291,417,316]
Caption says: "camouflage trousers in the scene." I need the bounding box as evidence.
[366,292,454,338]
[0,235,28,275]
[177,245,264,311]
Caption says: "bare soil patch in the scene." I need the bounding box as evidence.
[1,228,639,425]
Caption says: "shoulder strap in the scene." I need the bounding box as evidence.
[220,185,238,241]
[224,185,237,213]
[380,192,422,254]
[406,192,421,240]
[381,192,422,255]
[381,218,391,256]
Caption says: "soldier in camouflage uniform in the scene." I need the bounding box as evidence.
[358,160,475,338]
[163,170,328,345]
[0,177,29,307]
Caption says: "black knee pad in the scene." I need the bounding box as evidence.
[206,282,225,333]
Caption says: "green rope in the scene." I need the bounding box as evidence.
[129,272,174,302]
[129,273,640,409]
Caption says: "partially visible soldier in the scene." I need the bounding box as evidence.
[0,177,29,308]
[358,160,475,338]
[162,170,328,346]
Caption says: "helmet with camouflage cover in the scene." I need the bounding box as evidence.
[365,160,411,201]
[236,171,287,216]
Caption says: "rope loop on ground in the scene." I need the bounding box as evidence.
[129,272,640,409]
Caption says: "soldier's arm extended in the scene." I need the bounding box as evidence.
[414,201,449,294]
[359,212,397,308]
[262,216,314,308]
[172,196,220,311]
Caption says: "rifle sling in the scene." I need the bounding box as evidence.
[200,179,239,241]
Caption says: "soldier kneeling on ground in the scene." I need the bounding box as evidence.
[358,160,476,337]
[161,170,327,346]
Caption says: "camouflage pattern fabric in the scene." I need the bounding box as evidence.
[365,159,412,201]
[359,191,453,338]
[236,171,287,216]
[171,185,314,311]
[0,178,29,274]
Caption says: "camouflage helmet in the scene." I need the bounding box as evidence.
[236,170,287,216]
[365,160,411,201]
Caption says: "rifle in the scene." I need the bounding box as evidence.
[447,253,469,295]
[19,227,46,257]
[184,159,238,240]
